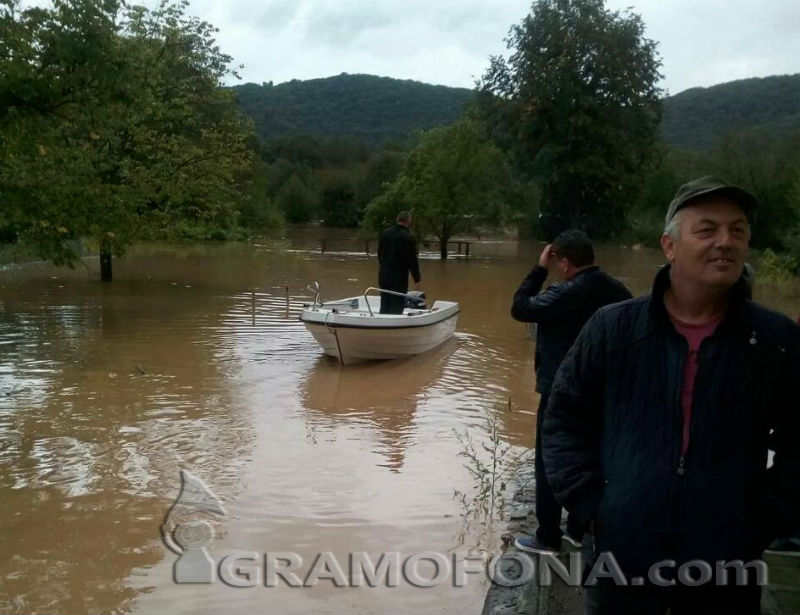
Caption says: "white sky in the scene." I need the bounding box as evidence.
[23,0,800,95]
[189,0,800,95]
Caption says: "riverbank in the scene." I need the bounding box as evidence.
[482,470,800,615]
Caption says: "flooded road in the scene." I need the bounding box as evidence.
[1,230,798,614]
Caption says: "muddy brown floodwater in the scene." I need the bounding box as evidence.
[1,228,798,614]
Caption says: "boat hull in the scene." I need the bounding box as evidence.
[302,303,459,364]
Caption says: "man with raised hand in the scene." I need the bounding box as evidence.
[511,229,631,554]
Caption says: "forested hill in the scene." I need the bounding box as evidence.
[662,74,800,150]
[231,73,474,145]
[231,72,800,151]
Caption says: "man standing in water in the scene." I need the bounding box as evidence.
[511,229,631,554]
[543,177,800,613]
[377,211,421,314]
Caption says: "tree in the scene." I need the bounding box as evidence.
[364,119,512,259]
[275,175,319,224]
[355,149,406,210]
[319,169,359,227]
[0,0,254,280]
[479,0,663,238]
[708,131,800,249]
[237,157,284,230]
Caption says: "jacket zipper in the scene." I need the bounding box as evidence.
[673,334,689,477]
[677,336,714,476]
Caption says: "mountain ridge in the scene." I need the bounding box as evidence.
[231,72,800,150]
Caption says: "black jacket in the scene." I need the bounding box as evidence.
[511,265,632,394]
[378,225,421,284]
[542,265,800,574]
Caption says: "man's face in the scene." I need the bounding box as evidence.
[661,197,750,289]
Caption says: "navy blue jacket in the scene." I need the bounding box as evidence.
[511,265,632,394]
[543,265,800,574]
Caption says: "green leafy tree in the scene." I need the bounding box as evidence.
[708,131,800,249]
[479,0,663,238]
[364,120,512,259]
[275,175,320,224]
[319,169,359,227]
[238,158,284,230]
[0,0,254,280]
[355,149,406,210]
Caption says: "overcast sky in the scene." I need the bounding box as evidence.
[26,0,799,95]
[186,0,800,95]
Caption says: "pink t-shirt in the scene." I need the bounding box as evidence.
[668,312,724,455]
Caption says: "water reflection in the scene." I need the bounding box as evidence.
[0,235,797,614]
[0,272,254,613]
[302,339,459,471]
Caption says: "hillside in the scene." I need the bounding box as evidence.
[232,72,800,152]
[232,73,474,145]
[661,74,800,150]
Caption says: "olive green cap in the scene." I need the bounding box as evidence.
[665,176,758,225]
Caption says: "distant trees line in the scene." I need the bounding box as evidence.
[241,134,408,230]
[3,0,800,273]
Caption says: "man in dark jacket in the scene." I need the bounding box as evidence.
[543,177,800,614]
[511,229,632,554]
[377,211,421,314]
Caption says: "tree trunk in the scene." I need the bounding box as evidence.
[439,235,449,260]
[100,251,112,282]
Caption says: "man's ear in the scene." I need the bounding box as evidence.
[661,233,676,263]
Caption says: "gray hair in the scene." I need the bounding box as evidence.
[664,209,683,240]
[396,210,412,224]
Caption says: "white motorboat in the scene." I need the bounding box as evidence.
[300,283,459,364]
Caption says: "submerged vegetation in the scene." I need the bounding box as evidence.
[453,400,533,548]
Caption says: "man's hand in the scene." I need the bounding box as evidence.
[538,243,555,269]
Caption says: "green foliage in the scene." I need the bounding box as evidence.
[276,175,320,224]
[662,75,800,151]
[0,0,255,271]
[250,134,408,228]
[236,158,284,230]
[706,131,800,248]
[319,170,359,228]
[232,73,474,145]
[453,400,532,547]
[631,132,800,249]
[364,119,512,257]
[755,249,799,286]
[478,0,663,238]
[355,150,406,211]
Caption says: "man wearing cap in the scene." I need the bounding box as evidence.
[542,176,800,613]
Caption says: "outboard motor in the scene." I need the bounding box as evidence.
[405,291,427,310]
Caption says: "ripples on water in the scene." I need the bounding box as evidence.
[3,238,794,614]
